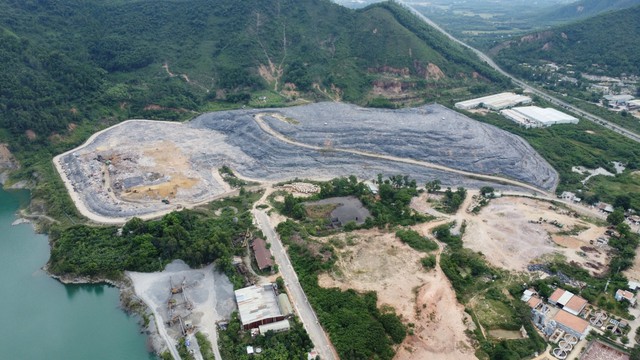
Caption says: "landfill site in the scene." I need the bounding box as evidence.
[54,102,558,222]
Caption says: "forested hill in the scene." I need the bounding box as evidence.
[0,0,506,149]
[493,5,640,77]
[536,0,640,24]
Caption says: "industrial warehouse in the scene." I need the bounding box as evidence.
[454,92,532,110]
[234,283,294,333]
[500,106,579,128]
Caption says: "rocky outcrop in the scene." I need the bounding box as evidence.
[368,66,411,77]
[520,31,554,43]
[372,80,416,95]
[413,61,446,80]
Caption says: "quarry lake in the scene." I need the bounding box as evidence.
[0,187,155,360]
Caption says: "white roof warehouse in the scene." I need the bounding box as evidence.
[500,106,579,128]
[454,92,532,110]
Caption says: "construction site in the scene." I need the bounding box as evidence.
[462,196,612,275]
[53,102,558,223]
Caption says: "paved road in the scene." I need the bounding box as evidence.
[186,333,204,360]
[252,209,337,360]
[396,1,640,144]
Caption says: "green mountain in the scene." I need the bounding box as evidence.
[536,0,640,23]
[0,0,506,147]
[493,5,640,77]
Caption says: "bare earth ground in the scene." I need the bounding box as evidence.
[317,228,477,360]
[462,197,609,274]
[624,253,640,282]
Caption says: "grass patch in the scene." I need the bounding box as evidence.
[249,90,289,108]
[396,228,439,252]
[588,173,640,210]
[195,332,215,360]
[474,298,518,330]
[305,203,338,220]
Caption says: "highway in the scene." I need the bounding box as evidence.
[252,209,337,360]
[396,1,640,143]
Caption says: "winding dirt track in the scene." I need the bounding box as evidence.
[254,113,554,197]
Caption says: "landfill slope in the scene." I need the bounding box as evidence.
[266,102,558,190]
[56,103,558,220]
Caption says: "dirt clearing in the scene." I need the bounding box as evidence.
[317,230,476,360]
[462,197,609,274]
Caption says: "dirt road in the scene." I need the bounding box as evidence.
[127,272,181,360]
[254,113,553,196]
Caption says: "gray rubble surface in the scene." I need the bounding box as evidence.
[59,103,558,219]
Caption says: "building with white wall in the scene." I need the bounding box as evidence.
[500,106,579,128]
[455,92,532,110]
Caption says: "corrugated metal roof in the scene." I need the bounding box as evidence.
[278,293,293,316]
[259,319,291,334]
[549,288,565,303]
[235,284,281,327]
[558,291,574,306]
[252,238,274,270]
[565,295,588,313]
[510,106,578,125]
[553,310,589,334]
[455,92,531,109]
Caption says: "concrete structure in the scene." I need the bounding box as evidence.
[628,280,640,291]
[628,99,640,110]
[530,301,590,340]
[604,94,635,107]
[500,106,579,128]
[548,288,588,316]
[521,289,537,302]
[615,289,637,306]
[553,310,590,340]
[235,284,285,330]
[277,293,294,317]
[454,92,532,110]
[560,191,581,203]
[526,295,543,309]
[363,180,378,195]
[628,215,640,226]
[259,319,291,335]
[526,289,591,342]
[597,202,614,213]
[251,238,274,271]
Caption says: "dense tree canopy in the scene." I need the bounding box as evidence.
[495,5,640,77]
[49,205,252,279]
[0,0,505,148]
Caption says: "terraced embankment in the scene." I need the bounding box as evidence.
[55,103,558,223]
